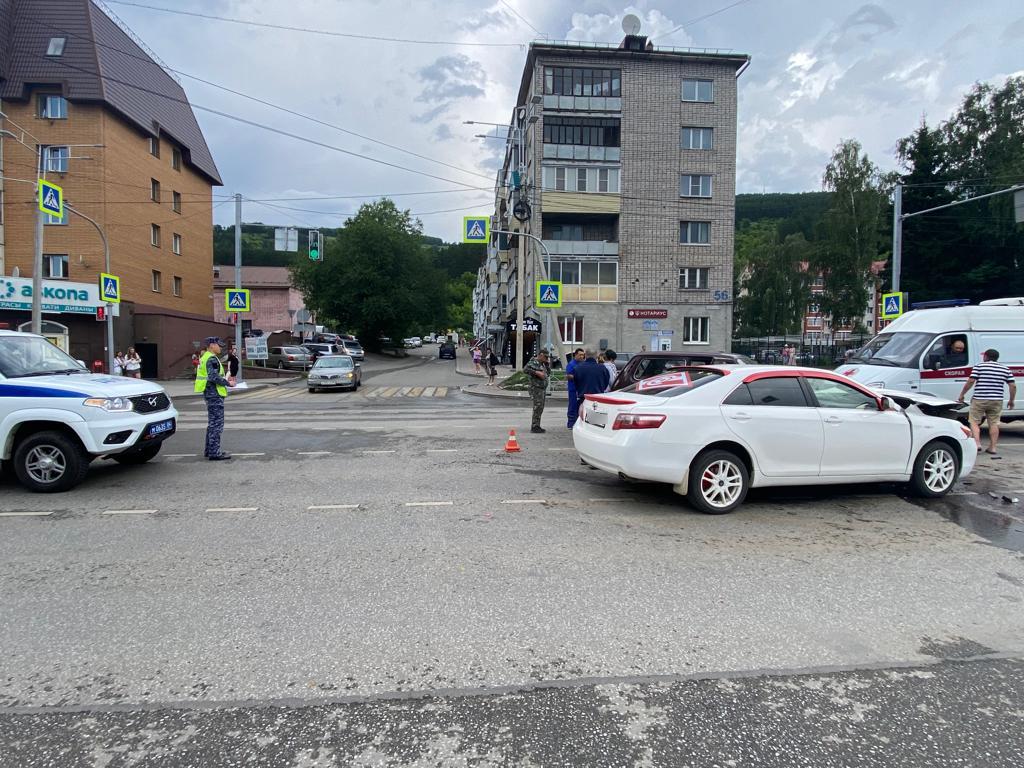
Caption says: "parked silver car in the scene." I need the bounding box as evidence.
[266,346,312,370]
[338,339,364,361]
[308,355,361,392]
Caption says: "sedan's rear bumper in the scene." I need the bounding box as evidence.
[572,423,689,485]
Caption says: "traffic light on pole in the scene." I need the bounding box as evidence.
[308,229,322,261]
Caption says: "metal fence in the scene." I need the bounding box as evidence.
[732,335,874,368]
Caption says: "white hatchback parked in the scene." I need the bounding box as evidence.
[573,365,977,514]
[0,330,178,492]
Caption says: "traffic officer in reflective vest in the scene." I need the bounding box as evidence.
[194,336,235,460]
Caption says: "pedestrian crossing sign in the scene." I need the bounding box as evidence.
[881,291,905,320]
[535,280,562,308]
[38,180,63,217]
[462,216,489,243]
[224,288,251,313]
[98,272,121,303]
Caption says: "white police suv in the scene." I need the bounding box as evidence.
[0,330,178,492]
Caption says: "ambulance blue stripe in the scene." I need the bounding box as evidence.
[0,385,88,398]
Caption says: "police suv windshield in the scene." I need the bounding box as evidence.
[849,332,932,369]
[0,335,86,378]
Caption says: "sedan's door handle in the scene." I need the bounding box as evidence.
[729,412,751,422]
[823,415,842,424]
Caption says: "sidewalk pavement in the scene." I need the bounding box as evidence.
[454,348,569,401]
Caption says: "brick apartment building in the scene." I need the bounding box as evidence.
[0,0,227,377]
[473,30,749,363]
[212,266,307,336]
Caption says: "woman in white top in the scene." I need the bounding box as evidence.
[124,348,142,378]
[113,351,125,376]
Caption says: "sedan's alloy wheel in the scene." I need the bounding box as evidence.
[922,447,956,493]
[700,459,744,509]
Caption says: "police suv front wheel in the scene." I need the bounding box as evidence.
[13,431,90,493]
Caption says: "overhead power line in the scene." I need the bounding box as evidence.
[499,0,545,37]
[652,0,756,42]
[24,18,495,183]
[26,52,489,191]
[103,1,528,47]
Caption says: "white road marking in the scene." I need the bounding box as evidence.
[103,509,157,515]
[426,449,458,453]
[364,450,397,454]
[587,498,623,503]
[547,447,575,452]
[206,507,258,513]
[298,451,332,456]
[404,501,453,507]
[0,511,53,517]
[166,453,198,458]
[307,504,360,510]
[233,453,266,457]
[501,499,547,505]
[950,491,979,496]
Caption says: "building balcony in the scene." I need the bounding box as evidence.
[543,95,621,112]
[542,191,621,214]
[543,145,620,162]
[542,240,618,256]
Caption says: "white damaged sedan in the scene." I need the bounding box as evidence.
[573,366,977,514]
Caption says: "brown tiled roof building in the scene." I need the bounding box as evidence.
[0,0,228,377]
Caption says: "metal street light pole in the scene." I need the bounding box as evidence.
[64,202,113,373]
[234,193,244,385]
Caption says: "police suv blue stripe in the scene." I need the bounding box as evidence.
[0,384,89,398]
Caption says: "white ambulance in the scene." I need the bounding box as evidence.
[837,298,1023,419]
[0,330,178,492]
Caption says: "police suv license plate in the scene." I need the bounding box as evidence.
[146,419,175,437]
[584,409,607,428]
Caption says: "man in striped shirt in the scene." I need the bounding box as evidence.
[958,348,1017,455]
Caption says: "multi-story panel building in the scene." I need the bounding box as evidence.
[474,33,749,364]
[0,0,226,377]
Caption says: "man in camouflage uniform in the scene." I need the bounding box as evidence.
[525,348,551,433]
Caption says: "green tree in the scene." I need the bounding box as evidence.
[815,140,887,327]
[290,200,446,349]
[734,220,811,336]
[445,271,477,332]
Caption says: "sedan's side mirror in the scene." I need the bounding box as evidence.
[879,396,894,411]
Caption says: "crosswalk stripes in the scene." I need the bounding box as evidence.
[229,385,449,402]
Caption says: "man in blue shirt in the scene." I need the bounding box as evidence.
[565,348,584,428]
[572,350,611,408]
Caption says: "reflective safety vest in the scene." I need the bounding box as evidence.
[194,350,227,396]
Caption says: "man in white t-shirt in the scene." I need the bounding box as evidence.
[958,348,1017,455]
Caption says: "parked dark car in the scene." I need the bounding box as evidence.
[610,351,755,390]
[439,342,457,360]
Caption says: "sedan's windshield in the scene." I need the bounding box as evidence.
[0,336,85,378]
[849,332,932,368]
[314,357,353,369]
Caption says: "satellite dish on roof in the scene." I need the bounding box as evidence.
[622,14,641,35]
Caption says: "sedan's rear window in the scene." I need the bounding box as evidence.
[283,347,306,354]
[619,369,724,397]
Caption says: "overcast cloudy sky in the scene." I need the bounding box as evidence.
[107,0,1024,240]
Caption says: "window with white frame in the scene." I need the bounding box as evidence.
[41,145,69,173]
[44,254,68,279]
[171,147,182,171]
[679,221,710,244]
[149,137,160,157]
[37,95,67,119]
[680,127,713,150]
[151,270,162,292]
[172,233,181,255]
[679,267,710,289]
[150,178,161,202]
[46,37,66,56]
[549,260,618,301]
[151,224,161,247]
[172,191,181,213]
[808,303,820,313]
[682,78,714,102]
[558,315,585,344]
[806,316,822,327]
[683,316,710,343]
[173,276,182,297]
[680,174,712,198]
[543,165,620,193]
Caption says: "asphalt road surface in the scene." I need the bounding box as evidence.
[2,347,1023,766]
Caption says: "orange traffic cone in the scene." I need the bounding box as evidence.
[504,429,521,453]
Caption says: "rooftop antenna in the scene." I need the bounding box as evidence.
[621,14,642,36]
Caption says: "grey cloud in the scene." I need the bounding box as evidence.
[417,54,488,102]
[433,124,454,142]
[411,104,450,124]
[460,9,515,32]
[824,4,897,55]
[1000,16,1024,42]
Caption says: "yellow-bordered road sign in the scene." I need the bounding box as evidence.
[880,292,905,320]
[462,216,489,243]
[99,273,121,304]
[225,288,251,312]
[38,180,63,217]
[535,280,563,308]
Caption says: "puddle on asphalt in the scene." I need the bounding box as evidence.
[919,495,1024,553]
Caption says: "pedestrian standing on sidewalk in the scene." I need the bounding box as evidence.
[472,346,482,374]
[601,349,618,391]
[124,348,142,378]
[525,349,551,434]
[113,350,125,376]
[486,347,499,386]
[195,336,235,461]
[227,345,240,379]
[958,348,1016,456]
[565,348,585,428]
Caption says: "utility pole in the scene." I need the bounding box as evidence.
[892,182,1024,293]
[234,193,243,385]
[65,203,113,373]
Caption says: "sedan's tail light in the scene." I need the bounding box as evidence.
[960,425,972,438]
[612,413,667,430]
[287,355,295,360]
